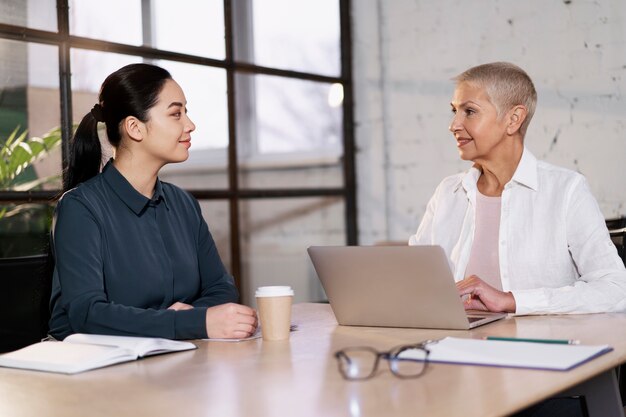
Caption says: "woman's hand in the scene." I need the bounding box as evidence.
[168,302,194,311]
[456,275,516,313]
[205,303,258,339]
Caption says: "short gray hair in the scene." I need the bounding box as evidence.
[453,62,537,136]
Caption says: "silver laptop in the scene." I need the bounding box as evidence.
[307,245,506,330]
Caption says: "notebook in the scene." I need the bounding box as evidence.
[0,334,196,374]
[400,337,612,371]
[307,245,506,330]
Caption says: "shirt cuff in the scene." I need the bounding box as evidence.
[174,307,208,339]
[510,289,549,315]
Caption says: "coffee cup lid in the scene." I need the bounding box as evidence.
[255,286,294,297]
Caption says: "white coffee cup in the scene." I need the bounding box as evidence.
[256,286,294,341]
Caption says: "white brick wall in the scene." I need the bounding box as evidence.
[353,0,626,244]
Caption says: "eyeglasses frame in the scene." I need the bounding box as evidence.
[334,341,432,381]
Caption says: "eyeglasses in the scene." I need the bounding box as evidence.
[334,342,431,381]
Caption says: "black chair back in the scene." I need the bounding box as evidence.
[0,254,53,353]
[606,216,626,262]
[609,228,626,262]
[605,217,626,406]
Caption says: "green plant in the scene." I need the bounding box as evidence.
[0,126,62,219]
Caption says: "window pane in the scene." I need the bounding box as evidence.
[0,39,60,256]
[69,0,225,59]
[0,38,29,139]
[199,200,231,273]
[69,0,143,45]
[70,50,144,96]
[237,74,343,155]
[235,0,341,76]
[0,39,60,257]
[0,0,57,32]
[152,0,225,59]
[26,42,62,190]
[236,73,343,188]
[0,39,61,190]
[239,197,345,306]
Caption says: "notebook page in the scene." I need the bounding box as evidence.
[399,337,612,371]
[65,334,196,357]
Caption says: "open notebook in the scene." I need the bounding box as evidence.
[0,334,196,374]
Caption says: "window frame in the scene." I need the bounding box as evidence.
[0,0,357,299]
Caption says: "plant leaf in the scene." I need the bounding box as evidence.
[7,129,29,153]
[41,127,62,149]
[2,126,21,150]
[8,141,35,180]
[0,156,8,187]
[28,136,46,156]
[0,125,64,205]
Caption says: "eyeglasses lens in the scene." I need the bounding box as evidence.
[338,349,378,380]
[390,347,428,377]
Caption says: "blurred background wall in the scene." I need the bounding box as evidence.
[353,0,626,244]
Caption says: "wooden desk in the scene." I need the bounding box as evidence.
[1,303,626,417]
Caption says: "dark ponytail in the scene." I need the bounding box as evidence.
[65,111,101,191]
[64,63,172,191]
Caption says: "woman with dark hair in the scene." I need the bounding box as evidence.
[49,63,257,340]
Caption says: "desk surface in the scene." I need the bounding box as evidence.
[1,303,626,417]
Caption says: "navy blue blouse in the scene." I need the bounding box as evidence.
[49,161,238,340]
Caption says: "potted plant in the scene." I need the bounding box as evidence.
[0,126,62,257]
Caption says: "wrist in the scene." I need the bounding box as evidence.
[506,291,516,313]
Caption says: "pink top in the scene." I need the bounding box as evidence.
[465,191,503,290]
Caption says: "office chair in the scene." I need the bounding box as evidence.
[612,225,626,407]
[605,217,626,407]
[514,220,626,416]
[0,253,53,353]
[609,227,626,262]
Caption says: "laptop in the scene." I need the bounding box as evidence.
[307,245,507,330]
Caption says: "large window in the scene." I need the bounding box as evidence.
[0,0,355,304]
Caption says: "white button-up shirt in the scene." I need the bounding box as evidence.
[409,148,626,315]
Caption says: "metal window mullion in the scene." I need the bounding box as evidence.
[57,0,72,190]
[224,0,243,295]
[0,187,346,203]
[340,0,358,245]
[0,23,64,45]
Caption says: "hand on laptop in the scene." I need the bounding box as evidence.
[457,275,516,313]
